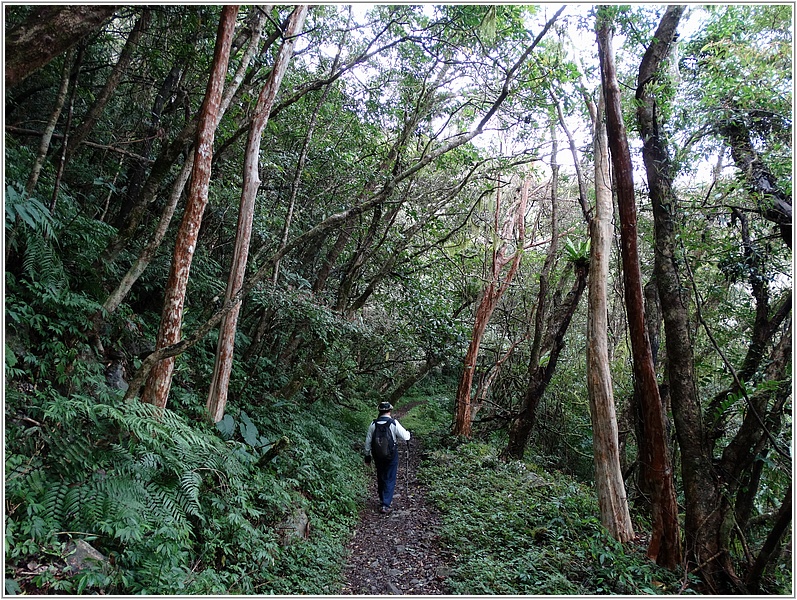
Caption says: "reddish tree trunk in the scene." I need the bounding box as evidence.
[453,178,528,437]
[102,7,269,316]
[141,6,240,409]
[207,6,308,423]
[597,11,681,569]
[452,282,500,437]
[636,2,700,576]
[125,8,564,404]
[502,122,588,460]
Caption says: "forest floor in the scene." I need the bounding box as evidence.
[339,403,452,595]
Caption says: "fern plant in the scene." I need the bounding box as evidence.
[5,184,65,290]
[6,382,340,594]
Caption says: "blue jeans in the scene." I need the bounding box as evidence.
[375,450,400,508]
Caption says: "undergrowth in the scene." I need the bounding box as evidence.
[420,436,697,595]
[5,380,369,595]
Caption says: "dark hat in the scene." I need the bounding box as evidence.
[378,401,393,412]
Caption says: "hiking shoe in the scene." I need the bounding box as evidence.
[380,505,391,514]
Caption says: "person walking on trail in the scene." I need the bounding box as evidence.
[364,402,411,514]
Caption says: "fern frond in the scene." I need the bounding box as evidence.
[47,428,95,479]
[41,481,69,530]
[178,471,203,520]
[62,483,89,526]
[24,468,50,496]
[97,475,149,542]
[22,231,67,291]
[144,482,192,542]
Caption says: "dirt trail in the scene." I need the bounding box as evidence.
[339,404,451,595]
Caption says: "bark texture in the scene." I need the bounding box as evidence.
[586,87,634,542]
[597,11,681,569]
[452,178,528,437]
[141,6,240,409]
[207,6,309,423]
[25,49,73,195]
[5,5,118,89]
[720,119,792,248]
[102,6,269,316]
[636,4,693,574]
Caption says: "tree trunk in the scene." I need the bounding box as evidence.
[501,122,565,459]
[66,9,151,161]
[452,177,528,437]
[111,62,185,233]
[207,6,308,423]
[707,209,792,445]
[597,9,681,569]
[586,86,634,542]
[746,482,792,593]
[124,10,564,402]
[720,119,792,248]
[716,322,791,591]
[273,54,338,285]
[102,156,194,314]
[335,203,386,312]
[5,5,118,89]
[502,260,588,459]
[452,284,497,438]
[386,355,443,407]
[472,333,527,422]
[49,43,85,213]
[312,226,352,294]
[637,4,700,569]
[140,5,239,410]
[25,49,73,195]
[685,202,792,592]
[94,89,196,271]
[102,6,269,316]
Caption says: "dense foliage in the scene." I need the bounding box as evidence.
[422,436,691,595]
[5,4,791,595]
[6,361,370,594]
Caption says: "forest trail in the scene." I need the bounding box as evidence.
[339,403,451,595]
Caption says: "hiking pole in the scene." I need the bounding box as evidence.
[405,440,410,499]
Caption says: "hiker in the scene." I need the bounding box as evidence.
[364,401,411,514]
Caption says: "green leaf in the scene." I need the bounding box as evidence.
[239,411,260,447]
[216,414,235,439]
[5,578,21,595]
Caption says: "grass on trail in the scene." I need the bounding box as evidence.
[405,397,695,595]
